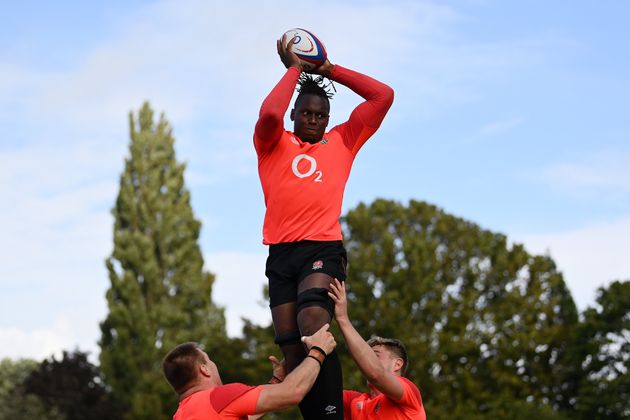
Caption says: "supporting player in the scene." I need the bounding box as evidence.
[329,279,426,419]
[253,35,394,419]
[162,324,335,419]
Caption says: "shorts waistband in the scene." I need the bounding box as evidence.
[269,240,343,251]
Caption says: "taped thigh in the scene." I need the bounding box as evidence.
[297,287,334,318]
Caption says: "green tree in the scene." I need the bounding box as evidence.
[22,350,121,419]
[574,280,630,419]
[0,358,64,420]
[99,102,228,419]
[340,199,578,418]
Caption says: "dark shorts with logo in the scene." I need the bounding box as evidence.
[266,240,348,308]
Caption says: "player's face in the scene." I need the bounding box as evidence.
[371,345,400,374]
[200,350,220,379]
[291,94,330,144]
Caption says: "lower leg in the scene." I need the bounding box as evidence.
[296,278,343,419]
[271,303,305,372]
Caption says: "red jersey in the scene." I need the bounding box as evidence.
[342,377,426,420]
[173,383,263,419]
[254,65,394,244]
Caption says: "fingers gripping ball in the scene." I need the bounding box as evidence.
[282,28,327,71]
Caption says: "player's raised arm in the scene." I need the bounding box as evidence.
[329,279,405,401]
[254,36,303,154]
[322,63,394,155]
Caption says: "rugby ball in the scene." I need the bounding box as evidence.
[282,28,327,71]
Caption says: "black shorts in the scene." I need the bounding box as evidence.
[266,240,347,308]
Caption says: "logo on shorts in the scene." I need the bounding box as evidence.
[312,260,324,270]
[324,405,337,414]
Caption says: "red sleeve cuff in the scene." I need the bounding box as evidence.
[329,64,341,80]
[287,66,301,76]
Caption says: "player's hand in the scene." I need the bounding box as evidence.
[268,355,287,382]
[301,323,336,355]
[308,59,334,78]
[277,35,303,71]
[328,278,349,323]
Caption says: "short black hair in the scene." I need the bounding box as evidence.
[367,336,409,375]
[296,74,335,104]
[162,342,205,394]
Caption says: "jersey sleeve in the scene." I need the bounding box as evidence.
[342,390,362,420]
[254,67,301,156]
[211,383,262,416]
[329,65,394,155]
[395,377,423,411]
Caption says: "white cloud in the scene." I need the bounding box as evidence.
[0,318,75,361]
[537,150,630,197]
[205,251,270,337]
[481,116,526,136]
[1,0,517,134]
[0,142,117,286]
[517,216,630,310]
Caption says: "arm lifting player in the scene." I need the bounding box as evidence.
[162,324,336,419]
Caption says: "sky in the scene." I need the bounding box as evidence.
[1,0,629,361]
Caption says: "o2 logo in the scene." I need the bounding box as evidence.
[291,154,323,182]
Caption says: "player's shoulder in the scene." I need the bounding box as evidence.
[323,127,353,151]
[255,130,294,157]
[210,382,257,413]
[398,377,422,403]
[343,389,364,403]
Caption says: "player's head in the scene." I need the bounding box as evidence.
[162,342,219,395]
[290,74,334,144]
[367,336,409,376]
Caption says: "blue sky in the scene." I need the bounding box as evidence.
[1,0,629,360]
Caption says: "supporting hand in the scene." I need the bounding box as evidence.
[268,355,286,382]
[308,59,334,78]
[301,323,336,355]
[328,278,349,323]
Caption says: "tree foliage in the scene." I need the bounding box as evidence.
[574,280,630,419]
[0,358,62,420]
[99,102,228,419]
[339,199,578,418]
[21,350,121,420]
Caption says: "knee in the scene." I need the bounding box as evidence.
[297,288,333,335]
[297,287,333,316]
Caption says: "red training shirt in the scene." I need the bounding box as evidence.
[254,65,394,244]
[173,383,263,419]
[342,377,426,420]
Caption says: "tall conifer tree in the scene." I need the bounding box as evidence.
[99,102,227,419]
